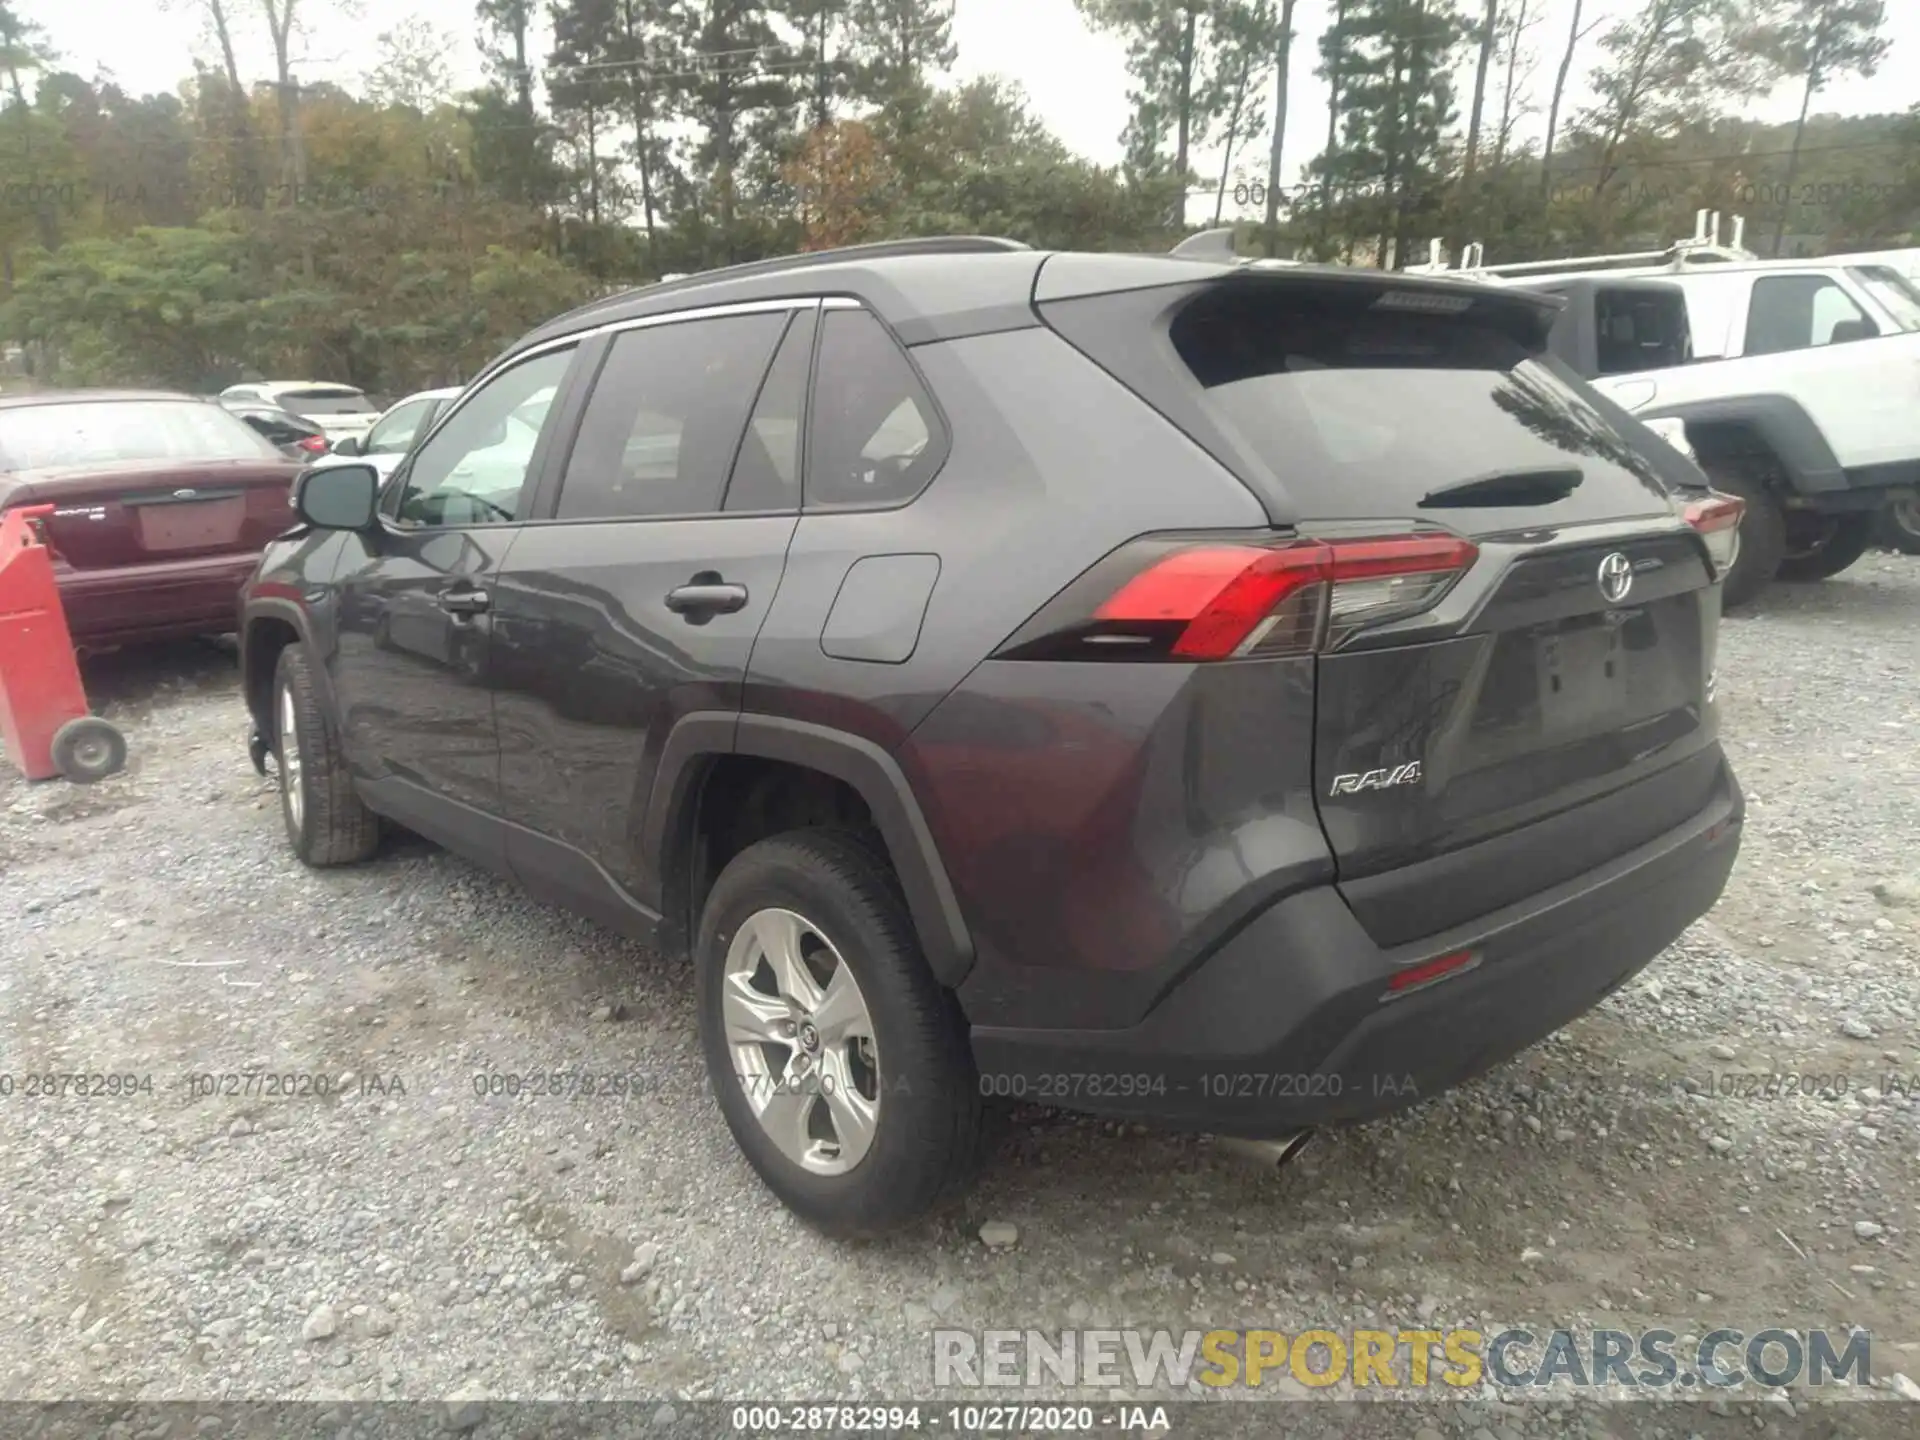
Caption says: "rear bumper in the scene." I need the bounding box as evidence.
[56,553,258,645]
[968,761,1742,1136]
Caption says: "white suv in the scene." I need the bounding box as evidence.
[1478,254,1920,605]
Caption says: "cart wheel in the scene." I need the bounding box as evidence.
[50,716,127,784]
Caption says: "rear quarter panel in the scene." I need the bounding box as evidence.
[741,324,1272,745]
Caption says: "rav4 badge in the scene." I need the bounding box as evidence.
[1329,762,1424,796]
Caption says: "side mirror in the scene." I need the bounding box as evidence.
[296,463,381,531]
[332,435,362,457]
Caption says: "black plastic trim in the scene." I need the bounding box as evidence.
[644,711,975,986]
[1639,393,1847,493]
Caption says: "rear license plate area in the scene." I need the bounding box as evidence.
[1536,620,1629,733]
[134,496,245,553]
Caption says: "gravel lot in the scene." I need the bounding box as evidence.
[3,555,1918,1438]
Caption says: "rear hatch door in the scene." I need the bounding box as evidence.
[1038,263,1726,943]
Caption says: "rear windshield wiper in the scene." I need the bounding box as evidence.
[1420,465,1584,507]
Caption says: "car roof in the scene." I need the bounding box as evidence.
[493,235,1550,378]
[0,389,204,409]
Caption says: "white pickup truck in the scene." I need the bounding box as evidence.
[1494,257,1920,606]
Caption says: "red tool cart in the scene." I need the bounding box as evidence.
[0,503,127,784]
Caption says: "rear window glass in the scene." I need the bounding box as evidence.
[277,387,374,414]
[1169,283,1675,532]
[0,400,281,470]
[1592,287,1691,373]
[806,310,945,509]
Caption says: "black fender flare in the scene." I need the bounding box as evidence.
[239,596,327,731]
[644,713,975,987]
[1636,394,1846,494]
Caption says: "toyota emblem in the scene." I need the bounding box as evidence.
[1597,551,1634,603]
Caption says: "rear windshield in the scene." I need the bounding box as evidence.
[0,400,281,470]
[1167,282,1677,532]
[277,387,374,415]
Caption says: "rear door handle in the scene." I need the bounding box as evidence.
[665,582,748,616]
[439,588,491,616]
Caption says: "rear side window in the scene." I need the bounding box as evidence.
[1592,287,1691,374]
[1744,275,1878,355]
[558,312,789,520]
[724,308,815,512]
[1165,281,1673,532]
[806,309,945,509]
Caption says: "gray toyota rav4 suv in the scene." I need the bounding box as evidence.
[241,237,1745,1236]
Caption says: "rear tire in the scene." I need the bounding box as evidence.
[695,827,989,1238]
[273,643,379,866]
[1776,510,1875,583]
[1876,495,1920,556]
[1699,462,1784,611]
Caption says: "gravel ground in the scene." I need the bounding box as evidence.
[2,556,1918,1439]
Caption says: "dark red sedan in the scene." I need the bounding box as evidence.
[0,390,304,648]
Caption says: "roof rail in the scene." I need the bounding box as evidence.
[1452,209,1758,280]
[549,235,1035,327]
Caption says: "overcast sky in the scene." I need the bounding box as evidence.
[19,0,1920,217]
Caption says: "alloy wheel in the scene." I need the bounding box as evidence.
[721,907,881,1176]
[278,683,304,831]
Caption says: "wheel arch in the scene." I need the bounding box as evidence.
[645,713,975,988]
[241,599,314,736]
[1639,394,1845,496]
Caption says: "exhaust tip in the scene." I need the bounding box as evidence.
[1215,1130,1316,1171]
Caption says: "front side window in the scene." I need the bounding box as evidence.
[806,310,944,509]
[364,399,435,456]
[1744,275,1879,356]
[1848,266,1920,332]
[392,348,574,526]
[555,312,789,521]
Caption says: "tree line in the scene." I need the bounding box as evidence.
[0,0,1915,396]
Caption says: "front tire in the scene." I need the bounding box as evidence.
[273,643,379,866]
[1776,510,1876,582]
[695,828,988,1238]
[1699,463,1784,611]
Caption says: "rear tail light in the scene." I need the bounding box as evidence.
[995,531,1479,662]
[1683,491,1744,575]
[296,435,330,454]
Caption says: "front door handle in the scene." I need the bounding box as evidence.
[665,581,749,616]
[439,588,491,616]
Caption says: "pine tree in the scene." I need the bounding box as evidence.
[1751,0,1889,255]
[845,0,955,129]
[1078,0,1227,216]
[1308,0,1468,266]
